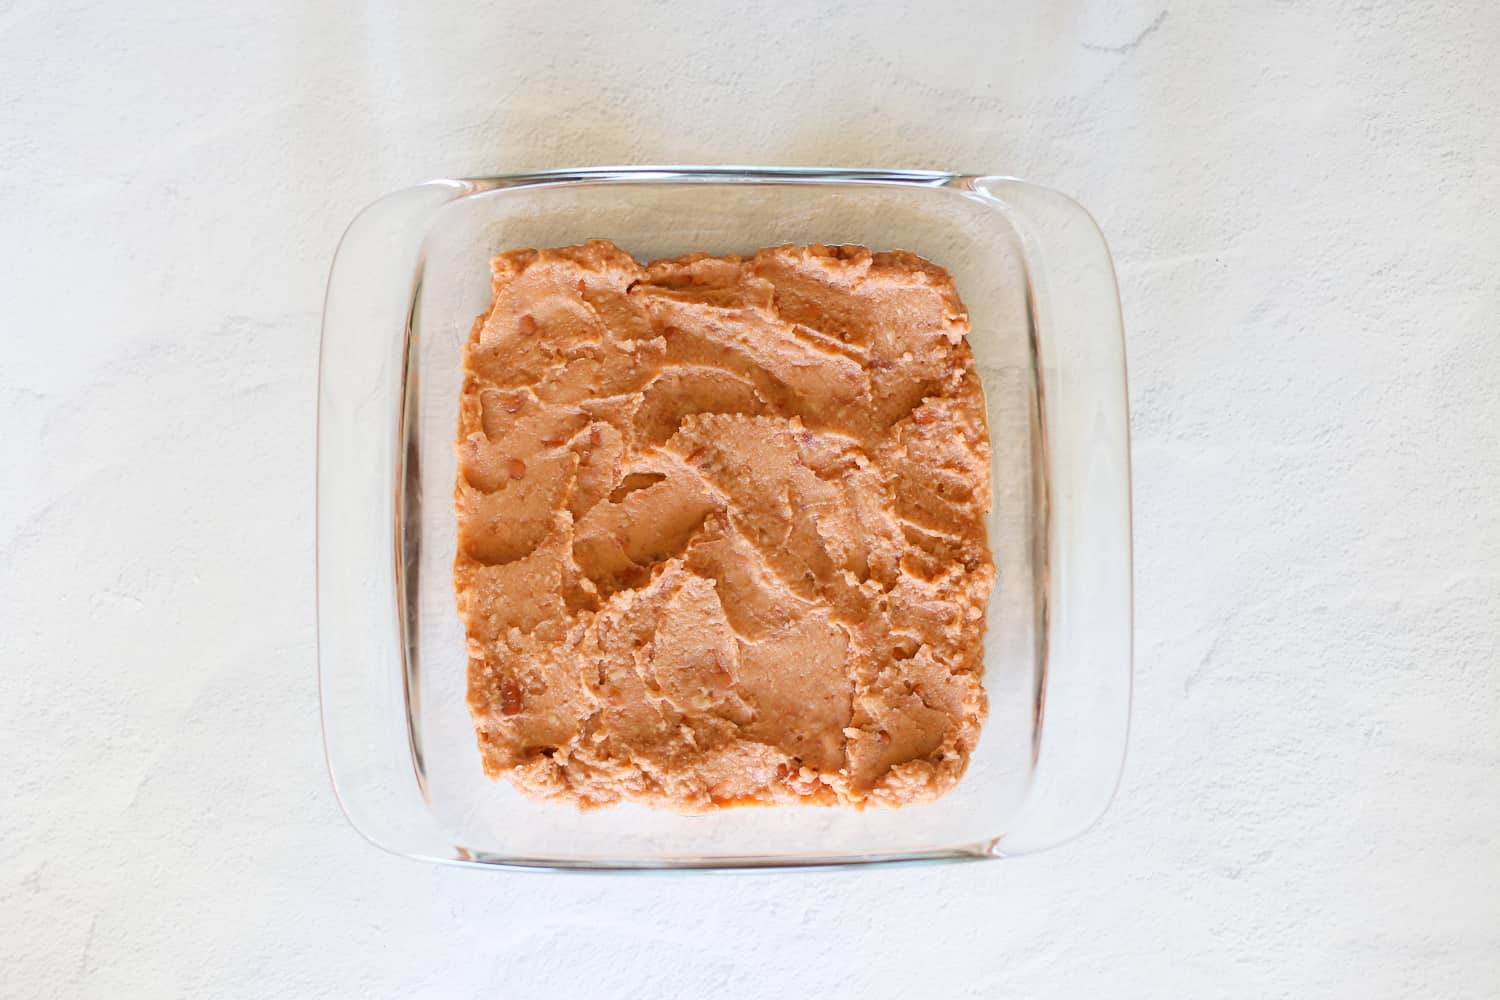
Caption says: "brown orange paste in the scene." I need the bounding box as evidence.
[455,240,994,811]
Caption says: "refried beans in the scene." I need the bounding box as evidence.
[454,240,995,812]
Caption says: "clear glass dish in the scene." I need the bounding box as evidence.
[317,167,1132,871]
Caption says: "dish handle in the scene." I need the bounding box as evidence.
[968,177,1134,856]
[317,181,475,858]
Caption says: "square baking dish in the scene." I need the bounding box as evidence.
[318,167,1131,871]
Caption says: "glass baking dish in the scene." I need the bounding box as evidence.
[318,167,1131,871]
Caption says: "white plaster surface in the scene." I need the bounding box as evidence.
[4,1,1499,997]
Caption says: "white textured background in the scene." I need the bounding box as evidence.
[4,1,1498,997]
